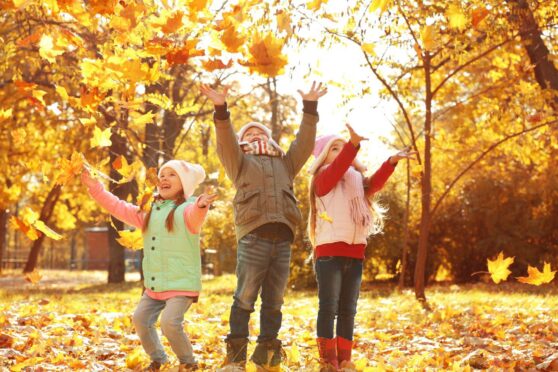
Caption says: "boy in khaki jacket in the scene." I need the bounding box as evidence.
[201,82,327,369]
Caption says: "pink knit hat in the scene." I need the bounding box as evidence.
[308,134,366,174]
[158,160,206,199]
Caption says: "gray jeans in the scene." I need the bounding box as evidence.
[132,293,196,364]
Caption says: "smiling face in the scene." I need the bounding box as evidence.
[242,126,269,143]
[157,167,183,200]
[322,139,345,166]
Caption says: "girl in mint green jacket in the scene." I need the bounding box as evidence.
[82,160,217,371]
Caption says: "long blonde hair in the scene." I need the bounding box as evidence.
[307,168,387,247]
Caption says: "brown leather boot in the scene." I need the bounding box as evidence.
[316,337,338,371]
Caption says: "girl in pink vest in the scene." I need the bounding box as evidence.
[308,125,416,370]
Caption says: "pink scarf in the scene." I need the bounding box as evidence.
[240,139,284,157]
[340,166,371,228]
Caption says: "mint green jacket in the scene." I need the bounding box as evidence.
[143,198,201,292]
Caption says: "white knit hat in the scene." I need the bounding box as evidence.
[237,121,284,155]
[308,134,366,174]
[237,122,272,140]
[158,160,206,199]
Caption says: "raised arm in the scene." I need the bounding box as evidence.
[81,170,144,229]
[365,148,417,196]
[183,188,218,234]
[285,82,328,176]
[200,84,243,181]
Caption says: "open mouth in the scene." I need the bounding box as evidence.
[160,184,171,190]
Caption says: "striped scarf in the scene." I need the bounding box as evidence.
[240,139,284,157]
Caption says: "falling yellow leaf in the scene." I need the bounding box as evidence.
[420,25,438,51]
[369,0,391,14]
[56,85,69,101]
[240,32,288,77]
[447,5,468,30]
[116,229,143,250]
[276,10,292,36]
[90,126,112,148]
[472,7,489,29]
[38,34,65,63]
[55,151,84,186]
[130,111,157,126]
[112,156,142,181]
[0,107,13,120]
[487,251,514,284]
[517,262,556,286]
[361,43,375,55]
[32,90,47,106]
[318,211,333,223]
[25,270,42,284]
[33,220,63,240]
[10,216,40,240]
[307,0,328,11]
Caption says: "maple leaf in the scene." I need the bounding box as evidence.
[0,108,12,121]
[517,263,556,286]
[90,126,112,148]
[166,46,205,65]
[87,0,118,15]
[145,167,159,188]
[56,85,70,101]
[10,215,40,240]
[138,189,154,213]
[221,26,247,53]
[369,0,391,14]
[240,33,288,77]
[420,25,438,51]
[160,11,184,34]
[17,31,42,47]
[39,35,65,63]
[25,270,42,284]
[130,111,157,126]
[487,251,514,284]
[318,211,333,223]
[54,152,84,185]
[447,5,468,30]
[361,43,375,55]
[112,155,142,180]
[276,11,292,36]
[472,7,489,29]
[34,220,63,240]
[202,58,233,72]
[116,229,143,250]
[80,87,106,111]
[307,0,328,11]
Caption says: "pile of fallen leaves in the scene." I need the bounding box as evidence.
[1,272,557,371]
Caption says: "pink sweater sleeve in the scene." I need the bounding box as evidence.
[365,160,396,197]
[183,196,209,234]
[86,180,145,229]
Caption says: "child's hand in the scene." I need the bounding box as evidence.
[346,123,368,147]
[81,168,98,188]
[389,147,418,165]
[197,186,218,208]
[297,81,328,101]
[200,84,229,106]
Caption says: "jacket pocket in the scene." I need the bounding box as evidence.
[282,188,302,225]
[234,189,261,225]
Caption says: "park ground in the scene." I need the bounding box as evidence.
[0,270,557,371]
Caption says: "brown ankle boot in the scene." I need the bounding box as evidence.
[316,337,338,371]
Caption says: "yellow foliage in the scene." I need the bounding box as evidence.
[240,33,288,77]
[90,126,112,148]
[447,5,468,30]
[487,251,514,284]
[116,229,143,250]
[517,262,556,285]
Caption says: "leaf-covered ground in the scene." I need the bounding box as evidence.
[1,270,557,371]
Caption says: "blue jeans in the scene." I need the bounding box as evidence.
[315,256,363,340]
[228,233,291,342]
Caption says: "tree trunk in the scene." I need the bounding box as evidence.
[23,185,62,273]
[0,209,8,274]
[106,109,132,284]
[414,52,433,306]
[398,159,411,289]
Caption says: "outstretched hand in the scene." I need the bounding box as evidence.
[297,81,328,101]
[200,84,229,106]
[346,123,368,147]
[389,147,418,165]
[81,168,97,188]
[197,186,218,208]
